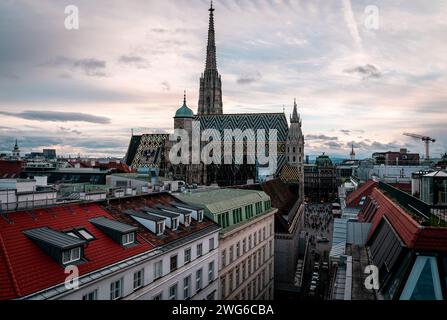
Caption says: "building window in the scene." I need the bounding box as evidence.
[133,269,144,290]
[62,247,81,264]
[248,235,252,250]
[269,240,273,257]
[220,276,226,299]
[197,243,203,257]
[170,255,178,272]
[229,245,234,263]
[153,292,163,300]
[184,248,191,264]
[263,227,266,240]
[207,291,215,300]
[255,202,262,214]
[110,279,123,300]
[254,232,257,246]
[229,271,234,292]
[209,237,215,251]
[236,241,240,258]
[269,223,273,236]
[242,261,246,281]
[208,261,215,283]
[264,200,271,211]
[156,222,164,235]
[242,238,247,253]
[248,256,252,273]
[154,260,163,279]
[172,218,179,230]
[169,283,178,300]
[184,275,191,299]
[235,266,240,286]
[122,232,135,246]
[82,289,97,300]
[196,268,203,291]
[197,210,204,222]
[293,156,296,162]
[293,147,296,153]
[221,249,226,268]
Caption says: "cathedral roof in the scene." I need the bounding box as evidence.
[194,112,289,141]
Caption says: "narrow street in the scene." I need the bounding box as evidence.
[301,203,333,300]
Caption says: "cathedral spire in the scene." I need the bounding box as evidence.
[205,1,217,71]
[290,98,300,124]
[198,1,223,115]
[350,143,356,160]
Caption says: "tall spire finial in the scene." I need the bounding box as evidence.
[205,0,217,70]
[291,98,299,123]
[183,90,187,105]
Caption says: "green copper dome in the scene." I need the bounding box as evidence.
[174,92,194,118]
[316,153,333,167]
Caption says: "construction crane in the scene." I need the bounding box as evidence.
[403,133,436,160]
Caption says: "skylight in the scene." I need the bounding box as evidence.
[78,229,94,240]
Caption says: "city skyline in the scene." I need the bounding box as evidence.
[0,0,446,159]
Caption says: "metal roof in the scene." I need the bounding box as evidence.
[177,189,270,215]
[154,204,188,216]
[89,217,138,234]
[125,209,166,222]
[143,206,181,218]
[347,222,372,245]
[170,201,205,210]
[24,227,86,250]
[423,171,447,177]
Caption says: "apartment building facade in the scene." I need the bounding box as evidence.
[178,188,276,300]
[0,193,220,300]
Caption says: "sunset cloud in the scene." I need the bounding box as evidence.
[0,0,446,158]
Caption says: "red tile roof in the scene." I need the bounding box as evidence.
[0,203,154,299]
[359,188,447,252]
[346,180,378,207]
[0,160,24,178]
[0,193,217,299]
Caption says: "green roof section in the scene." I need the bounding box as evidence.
[174,92,194,118]
[177,188,273,232]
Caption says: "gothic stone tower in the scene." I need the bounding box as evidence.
[198,2,223,115]
[286,99,305,196]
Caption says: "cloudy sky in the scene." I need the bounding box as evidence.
[0,0,446,159]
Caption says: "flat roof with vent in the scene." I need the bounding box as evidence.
[89,217,137,234]
[24,227,86,250]
[125,209,166,222]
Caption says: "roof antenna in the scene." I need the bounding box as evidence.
[184,90,187,105]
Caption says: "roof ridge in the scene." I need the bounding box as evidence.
[0,231,22,297]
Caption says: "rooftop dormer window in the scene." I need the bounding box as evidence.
[172,218,179,231]
[197,210,204,222]
[90,217,138,247]
[156,222,165,236]
[24,227,86,266]
[62,247,81,265]
[122,232,135,246]
[185,214,191,227]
